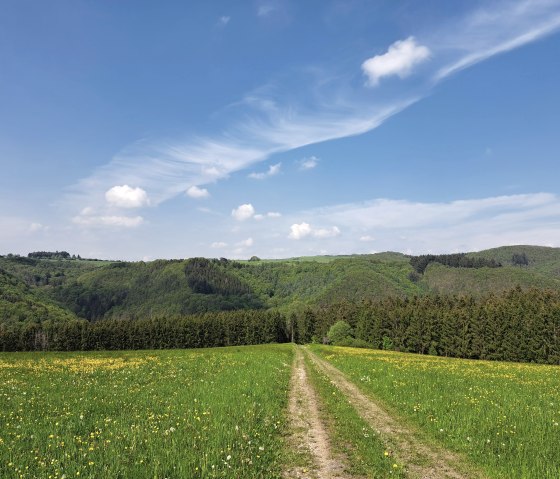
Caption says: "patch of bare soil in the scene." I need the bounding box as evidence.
[283,347,352,479]
[305,348,487,479]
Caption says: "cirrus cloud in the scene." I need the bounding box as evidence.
[72,215,144,228]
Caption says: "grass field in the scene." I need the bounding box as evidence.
[0,344,293,479]
[311,345,560,479]
[2,343,560,478]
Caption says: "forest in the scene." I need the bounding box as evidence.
[1,245,560,363]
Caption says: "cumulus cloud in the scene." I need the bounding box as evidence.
[232,203,256,221]
[73,215,144,228]
[248,162,282,180]
[360,235,375,242]
[186,185,210,199]
[289,223,340,240]
[362,37,431,86]
[298,156,319,170]
[211,241,228,249]
[105,185,149,208]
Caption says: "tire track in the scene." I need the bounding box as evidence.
[283,347,352,479]
[304,347,487,479]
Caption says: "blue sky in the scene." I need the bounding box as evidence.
[1,0,560,260]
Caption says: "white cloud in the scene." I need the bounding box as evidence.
[362,37,431,87]
[289,222,312,240]
[314,226,341,238]
[237,237,254,247]
[211,241,228,249]
[65,0,560,222]
[254,211,282,221]
[105,185,149,209]
[298,156,319,170]
[433,1,560,81]
[186,185,210,199]
[360,235,375,242]
[218,16,230,26]
[248,162,281,180]
[287,193,560,254]
[73,215,144,228]
[257,3,276,17]
[29,223,48,233]
[232,203,256,221]
[289,222,340,240]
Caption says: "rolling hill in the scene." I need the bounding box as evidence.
[1,245,560,323]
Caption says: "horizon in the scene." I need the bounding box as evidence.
[2,243,554,263]
[2,1,560,260]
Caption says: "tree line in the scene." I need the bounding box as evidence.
[0,310,287,352]
[1,287,559,364]
[294,287,560,364]
[410,253,502,274]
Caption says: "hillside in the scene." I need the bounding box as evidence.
[1,245,560,323]
[0,268,77,324]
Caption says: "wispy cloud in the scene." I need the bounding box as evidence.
[432,0,560,81]
[282,193,560,254]
[65,0,560,224]
[217,15,231,27]
[298,156,319,171]
[248,162,281,179]
[72,214,144,228]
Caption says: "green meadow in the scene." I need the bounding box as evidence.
[0,345,293,479]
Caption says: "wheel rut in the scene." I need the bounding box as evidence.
[283,347,352,479]
[304,347,487,479]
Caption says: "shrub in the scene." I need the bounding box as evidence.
[327,320,354,345]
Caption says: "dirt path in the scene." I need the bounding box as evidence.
[283,347,352,479]
[304,347,486,479]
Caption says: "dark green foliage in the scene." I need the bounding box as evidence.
[184,257,252,296]
[0,269,76,325]
[512,252,529,266]
[2,246,560,360]
[293,288,560,364]
[0,310,288,351]
[28,251,71,260]
[410,253,501,274]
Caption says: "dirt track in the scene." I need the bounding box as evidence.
[283,347,352,479]
[304,347,486,479]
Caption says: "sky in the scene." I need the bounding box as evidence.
[1,0,560,260]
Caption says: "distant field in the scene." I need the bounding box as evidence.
[311,345,560,478]
[0,345,293,479]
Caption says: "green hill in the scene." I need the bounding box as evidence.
[2,245,560,323]
[0,268,77,324]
